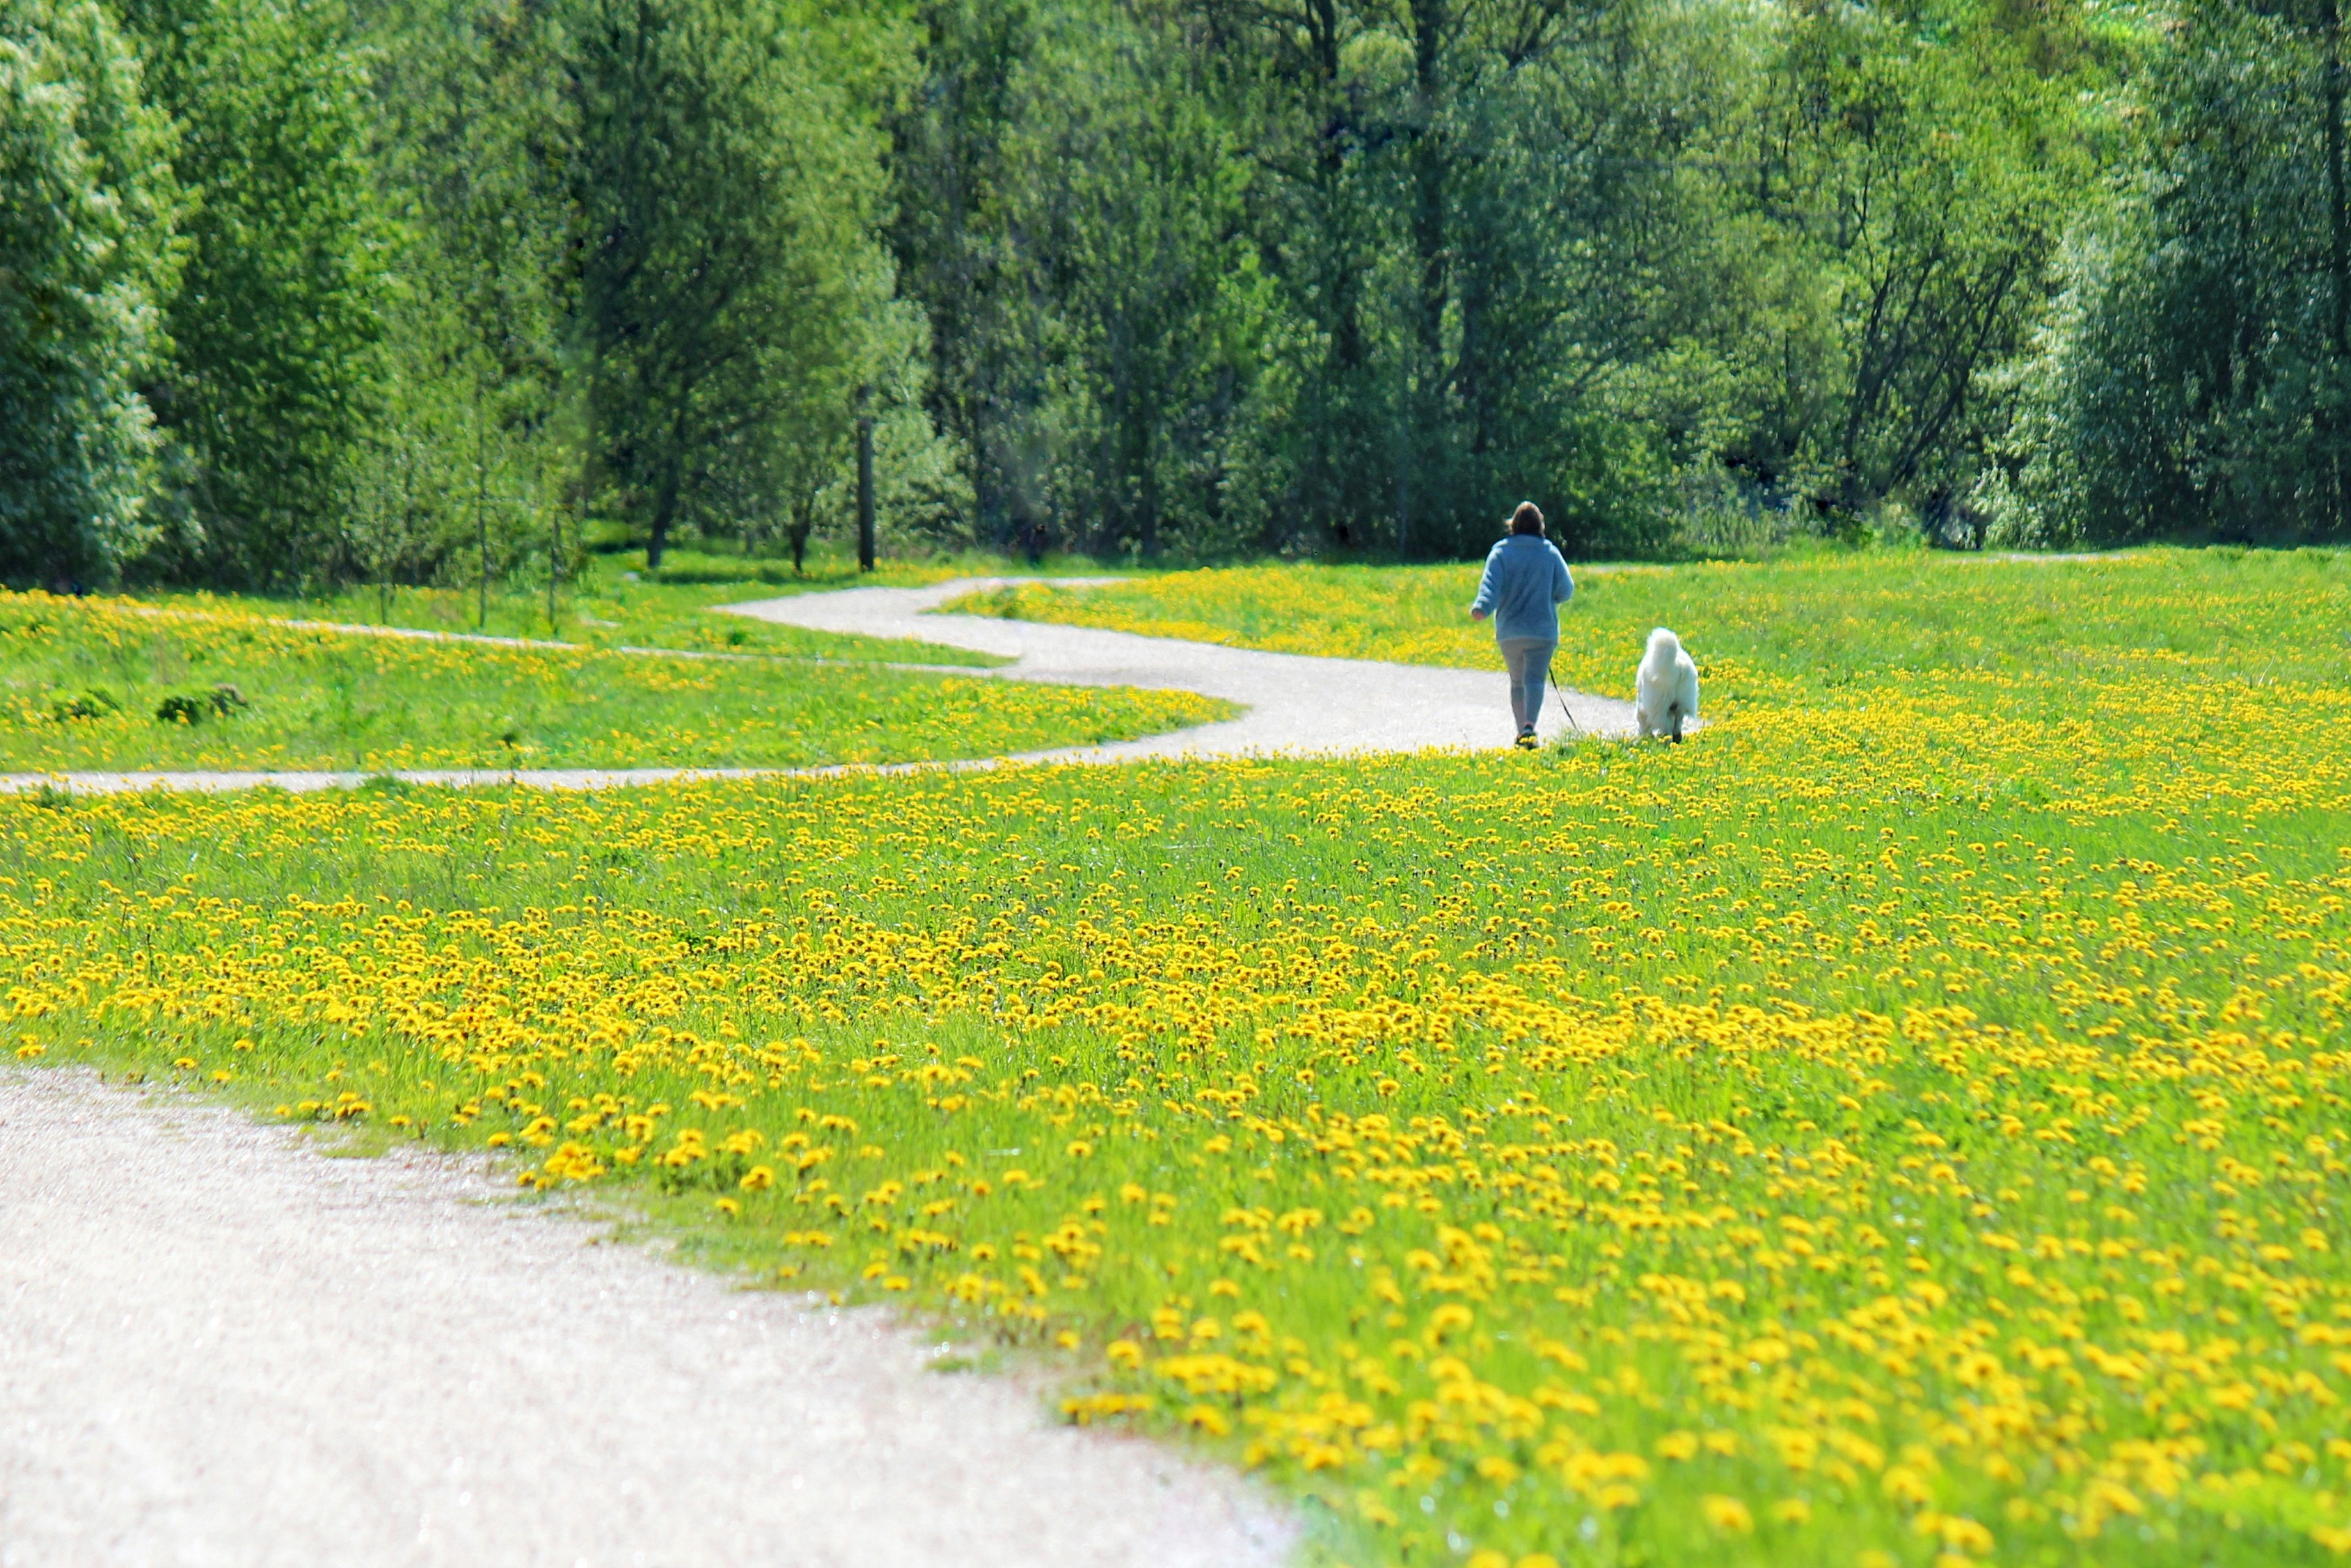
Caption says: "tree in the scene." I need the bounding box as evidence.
[1013,9,1272,558]
[1187,0,1392,551]
[1205,0,1725,556]
[121,0,397,588]
[359,0,580,599]
[886,0,1047,550]
[1996,0,2351,546]
[1756,0,2093,534]
[569,0,905,568]
[0,0,182,587]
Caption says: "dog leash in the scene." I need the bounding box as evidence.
[1551,682,1582,736]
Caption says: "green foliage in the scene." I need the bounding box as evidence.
[569,0,914,568]
[47,685,120,719]
[0,0,182,587]
[353,0,579,595]
[1746,0,2099,535]
[888,0,2112,561]
[6,0,2341,570]
[1992,0,2351,547]
[122,0,399,588]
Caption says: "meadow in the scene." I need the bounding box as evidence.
[189,544,1125,662]
[6,549,2350,1567]
[0,591,1224,772]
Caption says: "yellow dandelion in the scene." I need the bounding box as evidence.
[1701,1495,1754,1534]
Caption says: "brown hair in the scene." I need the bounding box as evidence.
[1509,501,1545,536]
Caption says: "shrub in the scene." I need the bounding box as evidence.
[48,688,121,721]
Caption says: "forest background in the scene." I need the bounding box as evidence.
[6,0,2350,593]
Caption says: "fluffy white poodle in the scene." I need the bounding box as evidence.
[1635,627,1700,743]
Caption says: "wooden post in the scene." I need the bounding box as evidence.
[857,388,876,574]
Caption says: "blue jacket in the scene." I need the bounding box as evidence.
[1470,536,1574,642]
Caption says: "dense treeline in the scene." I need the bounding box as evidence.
[890,0,2103,560]
[2,0,2349,588]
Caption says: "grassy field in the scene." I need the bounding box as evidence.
[7,549,2351,1566]
[159,549,1000,666]
[191,544,1128,664]
[0,591,1227,771]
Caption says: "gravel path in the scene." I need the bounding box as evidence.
[0,1071,1295,1568]
[724,577,1638,760]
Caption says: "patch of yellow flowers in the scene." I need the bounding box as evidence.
[9,554,2351,1566]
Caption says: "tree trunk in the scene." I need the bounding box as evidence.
[474,380,489,630]
[857,407,877,572]
[1140,448,1160,559]
[647,462,679,569]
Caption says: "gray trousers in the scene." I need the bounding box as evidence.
[1498,637,1556,735]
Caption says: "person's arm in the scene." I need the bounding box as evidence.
[1469,549,1500,621]
[1552,547,1574,605]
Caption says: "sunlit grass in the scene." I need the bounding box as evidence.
[1,591,1228,771]
[151,550,1007,667]
[164,542,1134,665]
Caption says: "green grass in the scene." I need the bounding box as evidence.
[624,540,1126,594]
[1,591,1231,772]
[182,542,1134,666]
[153,551,1003,667]
[8,546,2351,1566]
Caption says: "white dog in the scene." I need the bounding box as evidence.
[1635,627,1700,743]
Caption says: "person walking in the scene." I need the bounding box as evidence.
[1468,502,1574,749]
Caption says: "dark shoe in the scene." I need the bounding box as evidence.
[1515,729,1539,751]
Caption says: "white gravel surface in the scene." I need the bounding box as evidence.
[0,1070,1296,1568]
